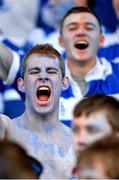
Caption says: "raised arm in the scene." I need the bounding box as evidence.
[0,43,13,81]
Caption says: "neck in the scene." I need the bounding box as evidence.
[19,108,61,135]
[67,57,96,77]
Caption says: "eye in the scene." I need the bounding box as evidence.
[29,69,40,74]
[68,26,77,32]
[47,68,58,74]
[85,25,95,31]
[87,126,100,134]
[72,126,80,134]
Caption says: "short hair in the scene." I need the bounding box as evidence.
[60,6,102,35]
[21,44,65,79]
[76,134,119,179]
[73,94,119,132]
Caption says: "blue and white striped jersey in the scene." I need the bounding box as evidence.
[60,57,119,127]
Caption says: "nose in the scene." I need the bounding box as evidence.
[74,135,87,152]
[38,72,49,82]
[78,136,86,145]
[75,130,87,145]
[76,27,86,36]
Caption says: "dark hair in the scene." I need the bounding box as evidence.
[0,141,43,179]
[60,6,102,35]
[21,43,65,79]
[73,94,119,132]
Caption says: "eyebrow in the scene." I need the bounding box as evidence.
[86,123,104,131]
[27,67,59,72]
[47,67,59,71]
[66,22,97,29]
[85,22,97,28]
[66,22,77,28]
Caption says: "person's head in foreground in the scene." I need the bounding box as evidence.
[76,134,119,179]
[0,140,43,179]
[72,94,119,152]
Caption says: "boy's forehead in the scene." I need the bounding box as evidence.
[64,12,99,25]
[26,53,60,67]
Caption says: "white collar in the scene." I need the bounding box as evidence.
[65,57,112,82]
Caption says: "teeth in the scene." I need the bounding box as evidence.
[39,86,49,91]
[76,40,87,45]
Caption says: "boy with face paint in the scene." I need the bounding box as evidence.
[76,134,119,179]
[0,44,73,179]
[72,94,119,153]
[58,6,119,125]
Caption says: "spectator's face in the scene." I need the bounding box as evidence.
[78,159,108,179]
[72,111,112,152]
[18,54,63,115]
[60,12,104,63]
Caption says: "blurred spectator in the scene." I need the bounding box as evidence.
[76,135,119,179]
[44,0,119,62]
[58,6,119,125]
[0,140,43,179]
[24,0,74,53]
[72,94,119,153]
[0,0,40,46]
[71,94,119,178]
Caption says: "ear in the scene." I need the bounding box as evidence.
[17,78,25,93]
[62,76,70,91]
[99,34,105,47]
[59,36,65,48]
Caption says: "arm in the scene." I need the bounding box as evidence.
[0,43,13,81]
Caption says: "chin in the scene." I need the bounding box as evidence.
[35,106,54,115]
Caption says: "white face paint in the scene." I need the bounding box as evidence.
[22,54,63,115]
[72,111,113,152]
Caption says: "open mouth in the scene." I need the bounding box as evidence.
[36,86,51,105]
[74,40,89,50]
